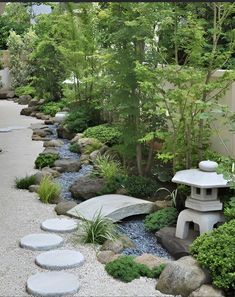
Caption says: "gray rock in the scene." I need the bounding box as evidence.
[80,154,90,165]
[34,168,59,185]
[134,253,169,269]
[54,159,81,173]
[69,176,106,200]
[54,201,77,215]
[189,285,225,297]
[44,119,54,125]
[89,150,100,162]
[35,112,50,120]
[43,139,64,148]
[35,249,85,270]
[28,98,39,107]
[20,233,64,251]
[156,256,210,297]
[57,125,75,140]
[76,137,103,154]
[28,185,39,193]
[20,106,37,116]
[40,218,78,233]
[71,133,84,144]
[42,148,59,155]
[18,95,31,104]
[26,272,80,296]
[101,239,124,253]
[97,251,121,264]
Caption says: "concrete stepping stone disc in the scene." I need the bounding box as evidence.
[27,271,80,296]
[36,249,85,270]
[20,234,63,251]
[41,218,78,233]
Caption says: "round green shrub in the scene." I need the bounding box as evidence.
[190,219,235,290]
[35,153,59,169]
[144,207,178,232]
[105,255,166,282]
[83,124,122,146]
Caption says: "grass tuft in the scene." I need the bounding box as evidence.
[15,174,36,189]
[37,176,60,204]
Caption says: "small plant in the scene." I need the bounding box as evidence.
[84,139,103,154]
[35,153,59,169]
[15,85,36,97]
[144,207,178,232]
[15,174,36,189]
[83,124,122,146]
[37,176,60,204]
[41,101,66,117]
[93,153,123,181]
[224,197,235,221]
[69,143,80,153]
[78,210,118,245]
[190,219,235,290]
[154,187,178,207]
[105,255,166,282]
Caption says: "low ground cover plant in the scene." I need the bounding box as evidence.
[35,153,59,169]
[78,210,118,245]
[41,101,66,116]
[83,124,122,146]
[69,143,80,153]
[15,174,36,189]
[15,85,36,97]
[105,255,166,282]
[144,207,178,232]
[37,176,60,204]
[190,219,235,290]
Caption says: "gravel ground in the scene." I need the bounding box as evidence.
[0,100,175,297]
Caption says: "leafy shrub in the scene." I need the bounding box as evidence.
[144,207,178,232]
[69,143,80,153]
[15,85,36,97]
[41,101,66,116]
[93,153,124,181]
[83,124,122,146]
[37,176,60,204]
[78,210,118,245]
[84,139,103,154]
[190,220,235,289]
[65,106,100,133]
[224,197,235,221]
[122,175,158,199]
[35,153,59,169]
[15,174,36,189]
[105,256,166,282]
[98,175,126,195]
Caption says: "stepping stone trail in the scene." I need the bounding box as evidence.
[20,233,63,251]
[36,249,85,270]
[27,271,80,297]
[41,218,78,233]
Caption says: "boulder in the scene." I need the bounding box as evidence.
[89,150,100,162]
[28,98,39,107]
[69,176,106,200]
[42,167,61,178]
[18,95,31,105]
[42,148,59,155]
[101,236,135,254]
[156,256,210,297]
[35,112,50,120]
[28,185,39,193]
[76,138,102,154]
[54,159,81,173]
[32,129,50,138]
[71,133,84,144]
[153,200,173,211]
[6,91,15,98]
[57,125,75,140]
[43,139,64,148]
[44,119,54,125]
[134,253,170,269]
[54,201,77,215]
[189,285,225,297]
[80,154,90,165]
[97,251,121,264]
[20,106,37,116]
[0,91,7,99]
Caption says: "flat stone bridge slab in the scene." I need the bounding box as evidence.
[67,194,154,222]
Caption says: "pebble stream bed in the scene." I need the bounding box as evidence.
[49,124,172,259]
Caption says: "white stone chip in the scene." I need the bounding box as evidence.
[27,271,80,297]
[41,218,78,233]
[20,233,63,251]
[36,249,85,270]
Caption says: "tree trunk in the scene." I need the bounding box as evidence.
[136,143,143,176]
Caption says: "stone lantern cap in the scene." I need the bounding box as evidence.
[172,160,229,188]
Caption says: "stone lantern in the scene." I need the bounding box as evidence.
[172,160,228,239]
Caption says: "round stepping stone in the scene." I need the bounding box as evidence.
[36,249,85,270]
[41,218,78,233]
[27,271,80,296]
[20,233,63,251]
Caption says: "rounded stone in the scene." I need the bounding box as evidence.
[27,271,80,296]
[199,160,218,172]
[41,218,78,233]
[20,234,63,251]
[36,249,85,270]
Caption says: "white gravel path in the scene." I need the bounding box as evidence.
[0,100,175,297]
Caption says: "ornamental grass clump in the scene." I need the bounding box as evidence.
[78,210,118,245]
[15,174,36,189]
[37,176,60,204]
[105,255,166,282]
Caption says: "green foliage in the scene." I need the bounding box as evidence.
[78,210,118,245]
[35,153,59,169]
[144,207,178,232]
[69,143,80,153]
[15,85,36,97]
[98,175,126,196]
[190,220,235,289]
[83,124,122,146]
[105,255,166,282]
[37,176,61,204]
[15,174,36,189]
[41,101,66,116]
[84,139,103,154]
[224,197,235,221]
[93,153,124,181]
[122,175,158,199]
[64,106,100,133]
